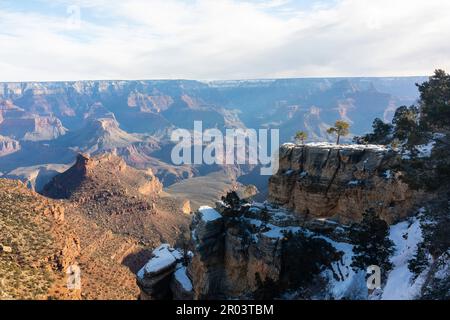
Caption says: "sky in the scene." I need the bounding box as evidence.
[0,0,449,81]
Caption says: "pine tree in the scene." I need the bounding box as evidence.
[349,209,394,280]
[327,120,350,144]
[418,69,450,131]
[295,131,308,144]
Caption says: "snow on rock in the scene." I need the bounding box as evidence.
[199,206,222,222]
[319,237,368,299]
[261,224,301,239]
[284,169,294,175]
[381,218,425,300]
[416,141,436,158]
[174,266,193,292]
[383,170,393,179]
[282,142,388,152]
[139,244,183,277]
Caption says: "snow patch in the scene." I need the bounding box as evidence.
[383,170,392,179]
[319,237,366,299]
[174,266,193,292]
[261,224,301,239]
[381,218,425,300]
[139,244,182,277]
[416,141,435,158]
[199,206,222,222]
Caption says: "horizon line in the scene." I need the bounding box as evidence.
[0,74,429,85]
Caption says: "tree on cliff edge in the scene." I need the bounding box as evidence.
[295,131,308,144]
[327,120,350,144]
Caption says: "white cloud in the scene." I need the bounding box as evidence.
[0,0,449,81]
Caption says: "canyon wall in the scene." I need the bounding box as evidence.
[268,143,425,224]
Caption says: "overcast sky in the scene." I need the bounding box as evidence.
[0,0,449,81]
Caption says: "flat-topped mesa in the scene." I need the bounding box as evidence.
[268,143,425,224]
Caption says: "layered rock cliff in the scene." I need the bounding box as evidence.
[268,143,426,224]
[0,135,20,157]
[137,197,347,300]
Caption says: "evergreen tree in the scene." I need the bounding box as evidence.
[353,118,393,145]
[418,69,450,131]
[408,242,429,278]
[349,209,394,280]
[221,191,241,208]
[392,105,422,146]
[327,120,350,144]
[295,131,308,144]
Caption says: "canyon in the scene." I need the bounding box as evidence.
[1,76,448,300]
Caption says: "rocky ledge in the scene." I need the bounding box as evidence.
[268,143,426,224]
[137,244,194,300]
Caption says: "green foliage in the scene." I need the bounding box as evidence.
[349,209,394,280]
[418,69,450,131]
[295,131,308,144]
[221,191,241,209]
[392,105,424,148]
[421,206,450,258]
[327,120,350,144]
[280,231,339,289]
[354,118,393,145]
[408,242,429,278]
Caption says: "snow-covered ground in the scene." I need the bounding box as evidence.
[199,206,222,222]
[319,237,367,299]
[318,216,428,300]
[193,201,432,300]
[381,218,427,300]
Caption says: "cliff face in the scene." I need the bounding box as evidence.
[187,202,342,299]
[137,199,348,300]
[0,100,67,141]
[0,135,20,157]
[268,143,425,224]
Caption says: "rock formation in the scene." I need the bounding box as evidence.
[269,143,426,224]
[137,244,194,300]
[0,100,67,141]
[185,200,343,299]
[0,135,20,157]
[42,153,190,247]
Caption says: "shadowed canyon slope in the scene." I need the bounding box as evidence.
[42,153,191,247]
